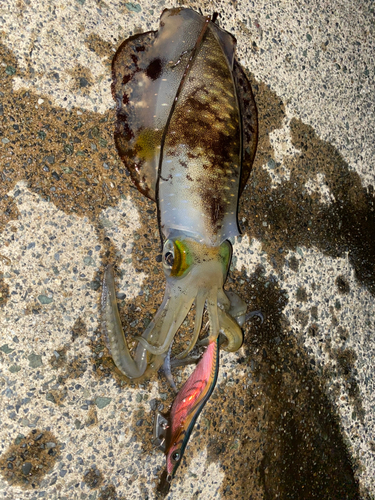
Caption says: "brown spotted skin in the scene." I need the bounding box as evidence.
[233,61,258,196]
[111,31,159,201]
[159,20,242,245]
[111,8,258,243]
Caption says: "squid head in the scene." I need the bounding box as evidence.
[102,234,246,381]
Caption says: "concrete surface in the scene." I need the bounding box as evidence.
[0,0,374,499]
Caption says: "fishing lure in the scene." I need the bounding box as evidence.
[154,337,220,490]
[102,7,258,381]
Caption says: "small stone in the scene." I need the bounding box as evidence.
[88,280,100,291]
[0,344,13,354]
[79,77,89,88]
[64,144,74,155]
[5,65,16,76]
[15,435,25,445]
[46,442,56,449]
[9,364,21,373]
[94,397,111,409]
[46,392,56,403]
[267,158,276,169]
[22,462,32,475]
[38,295,53,305]
[28,353,42,368]
[125,2,141,12]
[90,127,100,138]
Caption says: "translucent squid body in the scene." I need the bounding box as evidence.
[102,8,258,381]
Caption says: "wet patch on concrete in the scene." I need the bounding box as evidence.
[0,41,130,225]
[71,316,88,342]
[48,339,88,385]
[68,64,95,96]
[336,275,350,295]
[240,79,375,295]
[0,274,10,307]
[201,266,360,499]
[0,429,60,489]
[86,406,99,428]
[0,196,19,233]
[83,465,104,489]
[98,484,122,500]
[84,33,114,62]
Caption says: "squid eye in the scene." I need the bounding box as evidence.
[172,451,180,462]
[163,240,175,271]
[164,251,174,267]
[162,239,192,278]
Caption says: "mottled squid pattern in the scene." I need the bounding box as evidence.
[102,7,258,382]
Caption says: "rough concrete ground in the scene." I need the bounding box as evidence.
[0,0,374,499]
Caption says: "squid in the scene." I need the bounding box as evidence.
[102,7,258,382]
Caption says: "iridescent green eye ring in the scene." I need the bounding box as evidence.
[171,240,193,278]
[219,240,232,275]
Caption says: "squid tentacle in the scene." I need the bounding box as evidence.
[222,290,247,326]
[134,296,195,355]
[162,343,178,392]
[176,291,206,359]
[102,265,148,378]
[206,289,220,342]
[217,307,244,352]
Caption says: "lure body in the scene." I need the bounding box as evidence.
[103,8,258,381]
[159,337,219,482]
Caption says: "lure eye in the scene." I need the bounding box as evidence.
[162,239,192,278]
[172,451,180,462]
